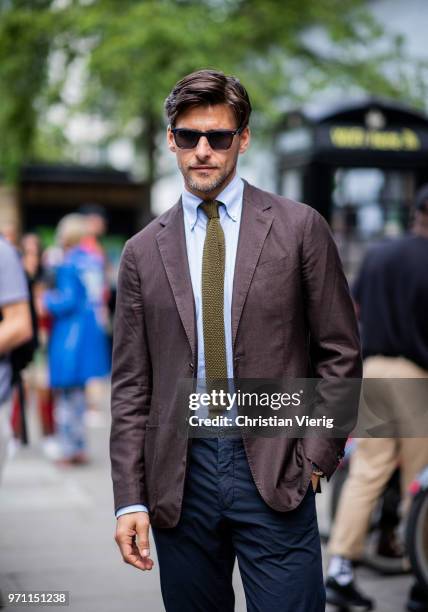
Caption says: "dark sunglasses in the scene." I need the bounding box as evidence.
[171,127,244,150]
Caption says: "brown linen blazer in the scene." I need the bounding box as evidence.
[110,180,362,528]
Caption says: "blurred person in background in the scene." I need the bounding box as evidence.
[21,233,43,281]
[0,233,32,480]
[20,234,55,447]
[326,185,428,612]
[78,204,111,417]
[78,203,110,329]
[38,214,103,466]
[79,203,107,246]
[0,229,40,448]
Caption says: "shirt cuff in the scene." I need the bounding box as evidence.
[116,504,148,518]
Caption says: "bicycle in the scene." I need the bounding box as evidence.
[406,465,428,592]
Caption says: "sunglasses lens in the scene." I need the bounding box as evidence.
[174,130,199,149]
[173,129,236,149]
[208,132,234,150]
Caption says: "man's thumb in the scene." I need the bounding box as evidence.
[136,518,150,557]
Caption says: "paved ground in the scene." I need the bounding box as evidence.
[0,386,413,611]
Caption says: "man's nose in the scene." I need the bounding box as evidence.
[194,135,212,158]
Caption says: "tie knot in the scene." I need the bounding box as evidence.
[200,200,221,219]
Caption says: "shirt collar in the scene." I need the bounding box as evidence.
[182,173,244,230]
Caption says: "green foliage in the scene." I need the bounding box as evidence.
[0,1,60,181]
[75,0,381,125]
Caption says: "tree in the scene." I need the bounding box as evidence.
[0,0,61,181]
[1,0,426,208]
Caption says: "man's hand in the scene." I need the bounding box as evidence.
[311,473,320,493]
[115,512,154,571]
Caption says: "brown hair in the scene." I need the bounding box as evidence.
[165,69,252,129]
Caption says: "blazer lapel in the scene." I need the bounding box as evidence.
[232,181,274,348]
[156,201,196,360]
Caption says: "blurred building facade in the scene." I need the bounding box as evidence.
[0,164,151,267]
[275,98,428,277]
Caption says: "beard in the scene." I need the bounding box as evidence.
[181,163,235,195]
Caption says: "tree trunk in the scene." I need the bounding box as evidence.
[137,109,158,227]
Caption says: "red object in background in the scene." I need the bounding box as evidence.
[80,235,105,259]
[11,383,55,440]
[409,480,422,495]
[11,385,21,438]
[39,388,55,435]
[39,311,52,334]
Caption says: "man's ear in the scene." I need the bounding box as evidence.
[238,126,251,154]
[167,126,176,153]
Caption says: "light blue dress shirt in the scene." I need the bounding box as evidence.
[116,174,244,518]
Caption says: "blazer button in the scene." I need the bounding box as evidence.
[189,362,194,370]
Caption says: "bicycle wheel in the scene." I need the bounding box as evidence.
[406,489,428,591]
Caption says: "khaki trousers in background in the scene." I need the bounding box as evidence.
[328,356,428,560]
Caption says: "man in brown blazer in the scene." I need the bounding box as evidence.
[111,69,362,611]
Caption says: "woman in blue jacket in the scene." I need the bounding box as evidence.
[43,214,109,464]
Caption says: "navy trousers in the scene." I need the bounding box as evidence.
[152,437,325,612]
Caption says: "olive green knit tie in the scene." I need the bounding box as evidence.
[200,200,228,382]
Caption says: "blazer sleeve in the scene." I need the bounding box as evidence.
[300,208,362,478]
[110,240,152,512]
